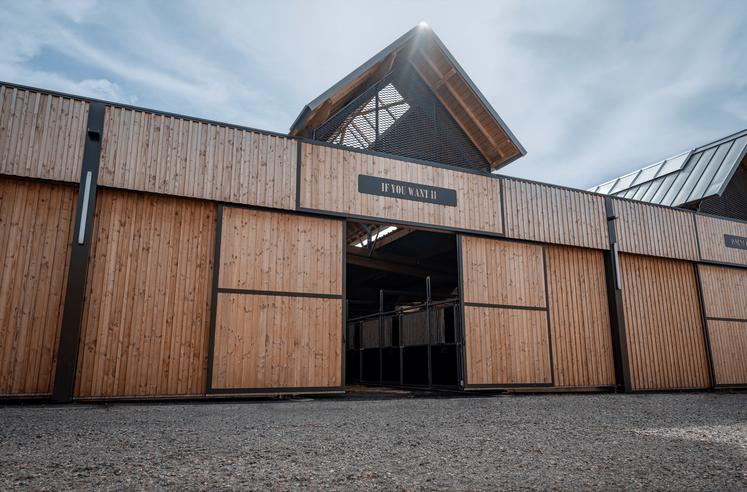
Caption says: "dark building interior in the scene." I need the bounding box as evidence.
[345,222,461,388]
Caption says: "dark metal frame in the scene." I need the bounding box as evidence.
[693,264,717,389]
[603,197,632,392]
[345,296,462,390]
[204,204,346,396]
[51,101,106,402]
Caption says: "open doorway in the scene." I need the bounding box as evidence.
[345,221,462,389]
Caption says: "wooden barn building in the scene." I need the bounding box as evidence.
[0,25,745,402]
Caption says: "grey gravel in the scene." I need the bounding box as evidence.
[1,392,746,490]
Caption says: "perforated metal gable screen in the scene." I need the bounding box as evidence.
[312,66,490,173]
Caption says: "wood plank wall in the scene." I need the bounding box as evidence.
[461,236,545,308]
[619,254,710,390]
[463,307,550,385]
[299,143,503,234]
[0,85,88,183]
[75,189,215,397]
[99,106,296,210]
[211,207,343,391]
[502,179,608,250]
[213,294,342,389]
[460,236,551,386]
[707,321,747,386]
[613,198,698,260]
[697,264,747,386]
[0,178,76,395]
[698,265,747,320]
[219,207,342,295]
[545,245,616,387]
[695,214,747,266]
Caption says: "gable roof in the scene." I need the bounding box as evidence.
[590,128,747,207]
[289,24,526,171]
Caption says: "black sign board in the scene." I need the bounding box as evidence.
[724,234,747,250]
[357,175,457,207]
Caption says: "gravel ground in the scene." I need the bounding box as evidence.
[1,392,745,490]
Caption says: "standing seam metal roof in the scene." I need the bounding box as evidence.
[590,128,747,207]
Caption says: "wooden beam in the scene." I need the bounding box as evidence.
[411,48,507,164]
[346,253,455,280]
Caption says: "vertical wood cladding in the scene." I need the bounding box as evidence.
[211,208,343,391]
[545,245,616,387]
[695,214,747,266]
[99,106,296,209]
[502,178,608,250]
[0,85,88,183]
[613,198,698,260]
[463,307,551,385]
[460,236,551,386]
[211,294,342,389]
[299,142,503,234]
[707,321,747,386]
[697,264,747,386]
[461,236,545,308]
[219,207,343,295]
[619,254,709,390]
[697,264,747,320]
[0,178,76,395]
[75,190,215,397]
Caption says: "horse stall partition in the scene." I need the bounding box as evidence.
[209,206,344,394]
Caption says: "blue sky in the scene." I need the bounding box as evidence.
[2,0,746,188]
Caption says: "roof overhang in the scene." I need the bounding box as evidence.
[289,24,526,171]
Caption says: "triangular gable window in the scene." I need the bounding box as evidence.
[330,83,411,149]
[313,66,490,173]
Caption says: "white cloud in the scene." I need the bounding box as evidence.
[1,0,745,189]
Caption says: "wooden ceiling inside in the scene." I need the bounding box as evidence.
[290,26,525,171]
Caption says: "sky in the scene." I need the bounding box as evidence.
[2,0,746,189]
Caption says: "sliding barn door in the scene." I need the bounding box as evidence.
[459,236,552,388]
[209,207,344,393]
[619,254,710,390]
[697,264,747,387]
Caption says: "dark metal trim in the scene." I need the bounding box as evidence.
[463,383,555,389]
[341,220,347,389]
[456,235,468,388]
[51,101,106,403]
[205,204,224,393]
[295,140,302,210]
[696,259,747,270]
[0,80,290,141]
[208,386,345,395]
[694,264,717,388]
[296,206,505,239]
[603,197,632,392]
[693,211,704,261]
[498,178,506,235]
[217,288,342,299]
[705,316,747,323]
[541,245,556,386]
[714,383,747,389]
[463,302,547,312]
